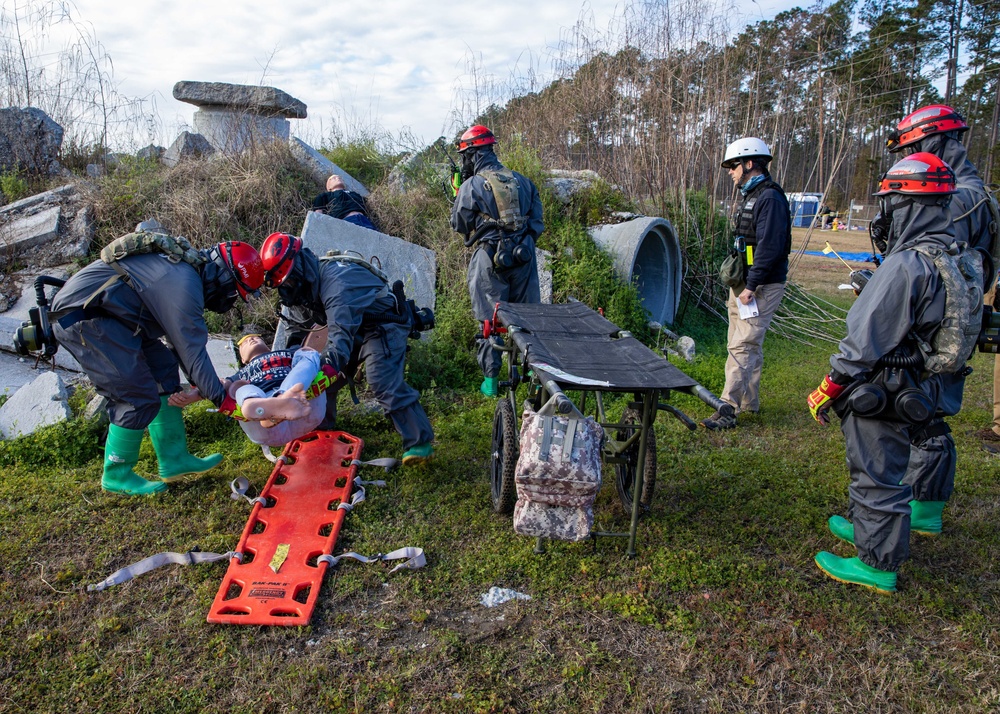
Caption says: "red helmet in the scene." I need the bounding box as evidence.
[260,232,302,288]
[887,104,969,153]
[212,241,264,301]
[874,152,958,197]
[457,125,496,153]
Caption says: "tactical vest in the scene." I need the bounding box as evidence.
[908,241,984,374]
[480,169,525,233]
[729,178,791,276]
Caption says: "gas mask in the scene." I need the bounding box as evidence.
[460,151,476,182]
[277,260,311,307]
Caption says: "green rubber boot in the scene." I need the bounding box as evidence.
[148,396,223,483]
[828,500,944,545]
[402,443,434,466]
[909,500,945,536]
[814,551,897,594]
[480,377,499,397]
[102,425,168,496]
[828,515,855,545]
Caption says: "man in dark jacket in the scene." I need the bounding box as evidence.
[259,232,435,465]
[808,153,982,593]
[703,137,791,430]
[49,224,265,496]
[449,125,544,397]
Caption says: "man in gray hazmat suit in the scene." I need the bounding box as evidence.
[808,153,983,593]
[49,224,266,496]
[259,232,435,465]
[449,125,544,397]
[880,105,1000,452]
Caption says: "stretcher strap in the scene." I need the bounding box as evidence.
[229,476,267,506]
[351,457,399,471]
[87,550,239,592]
[338,484,368,512]
[318,547,426,574]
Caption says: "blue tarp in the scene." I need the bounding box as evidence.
[803,250,876,262]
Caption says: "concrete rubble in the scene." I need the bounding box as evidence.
[0,185,94,270]
[0,370,71,439]
[162,131,216,168]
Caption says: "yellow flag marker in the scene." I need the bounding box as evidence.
[823,242,855,271]
[269,543,290,574]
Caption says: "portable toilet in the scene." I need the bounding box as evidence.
[787,192,824,228]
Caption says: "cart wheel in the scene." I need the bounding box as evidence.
[614,407,657,514]
[491,397,519,514]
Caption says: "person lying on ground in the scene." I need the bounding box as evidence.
[311,174,378,231]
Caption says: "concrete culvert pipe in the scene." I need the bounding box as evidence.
[588,217,683,326]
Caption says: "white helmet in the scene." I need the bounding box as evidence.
[722,137,772,168]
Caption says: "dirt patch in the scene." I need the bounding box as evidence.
[788,226,876,298]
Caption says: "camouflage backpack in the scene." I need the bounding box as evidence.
[512,409,604,542]
[480,169,525,233]
[909,240,984,374]
[100,230,207,268]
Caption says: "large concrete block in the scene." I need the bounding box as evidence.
[193,109,290,153]
[289,138,368,197]
[0,107,64,175]
[0,370,71,439]
[301,211,435,311]
[173,81,307,119]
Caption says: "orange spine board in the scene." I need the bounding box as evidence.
[207,430,364,626]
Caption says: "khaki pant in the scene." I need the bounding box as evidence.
[721,282,786,414]
[986,282,1000,436]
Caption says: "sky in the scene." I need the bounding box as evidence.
[60,0,804,151]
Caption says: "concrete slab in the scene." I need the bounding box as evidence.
[301,211,436,311]
[0,370,71,439]
[289,138,368,197]
[207,336,239,379]
[0,205,61,255]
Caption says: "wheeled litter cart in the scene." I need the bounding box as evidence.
[486,301,732,556]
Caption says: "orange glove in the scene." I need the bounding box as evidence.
[808,375,846,425]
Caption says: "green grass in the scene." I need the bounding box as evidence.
[2,319,999,713]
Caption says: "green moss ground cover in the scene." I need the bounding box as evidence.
[1,324,998,713]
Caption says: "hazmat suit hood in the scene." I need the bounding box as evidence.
[915,133,978,187]
[463,145,504,178]
[200,254,239,314]
[881,192,955,258]
[277,246,323,309]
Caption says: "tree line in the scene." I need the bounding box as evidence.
[471,0,999,218]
